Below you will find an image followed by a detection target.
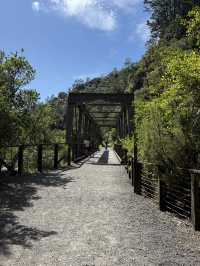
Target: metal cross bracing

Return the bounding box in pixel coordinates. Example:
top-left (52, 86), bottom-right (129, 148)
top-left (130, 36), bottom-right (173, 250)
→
top-left (65, 92), bottom-right (134, 165)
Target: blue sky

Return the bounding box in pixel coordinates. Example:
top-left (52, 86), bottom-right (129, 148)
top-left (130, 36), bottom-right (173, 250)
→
top-left (0, 0), bottom-right (150, 100)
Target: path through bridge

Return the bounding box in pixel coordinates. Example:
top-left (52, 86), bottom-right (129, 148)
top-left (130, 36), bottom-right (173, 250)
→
top-left (1, 149), bottom-right (200, 265)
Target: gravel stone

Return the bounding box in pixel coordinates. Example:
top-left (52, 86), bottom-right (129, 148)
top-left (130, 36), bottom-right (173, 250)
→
top-left (1, 149), bottom-right (200, 266)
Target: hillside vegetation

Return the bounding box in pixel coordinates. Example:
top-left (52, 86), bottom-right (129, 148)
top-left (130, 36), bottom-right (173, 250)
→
top-left (72, 1), bottom-right (200, 171)
top-left (1, 1), bottom-right (200, 173)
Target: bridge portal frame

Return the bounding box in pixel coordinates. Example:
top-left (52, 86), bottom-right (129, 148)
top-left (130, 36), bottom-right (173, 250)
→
top-left (65, 92), bottom-right (134, 165)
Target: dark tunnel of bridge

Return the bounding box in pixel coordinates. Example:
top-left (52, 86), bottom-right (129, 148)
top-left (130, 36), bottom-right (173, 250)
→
top-left (65, 93), bottom-right (134, 165)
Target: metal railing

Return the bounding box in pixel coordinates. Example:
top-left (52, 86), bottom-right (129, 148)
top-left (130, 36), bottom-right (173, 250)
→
top-left (0, 143), bottom-right (69, 175)
top-left (114, 145), bottom-right (200, 231)
top-left (0, 142), bottom-right (99, 175)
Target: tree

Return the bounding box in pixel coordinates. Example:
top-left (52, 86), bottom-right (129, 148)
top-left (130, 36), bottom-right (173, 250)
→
top-left (185, 6), bottom-right (200, 49)
top-left (0, 51), bottom-right (35, 146)
top-left (144, 0), bottom-right (200, 40)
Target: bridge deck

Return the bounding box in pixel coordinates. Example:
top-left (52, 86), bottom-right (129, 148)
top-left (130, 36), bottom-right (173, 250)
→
top-left (1, 149), bottom-right (200, 265)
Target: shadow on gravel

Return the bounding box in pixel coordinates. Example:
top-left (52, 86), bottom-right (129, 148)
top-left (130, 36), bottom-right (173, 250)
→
top-left (69, 153), bottom-right (100, 170)
top-left (85, 150), bottom-right (109, 166)
top-left (87, 150), bottom-right (121, 166)
top-left (87, 162), bottom-right (121, 166)
top-left (0, 212), bottom-right (57, 257)
top-left (0, 172), bottom-right (74, 211)
top-left (0, 171), bottom-right (74, 257)
top-left (99, 150), bottom-right (109, 164)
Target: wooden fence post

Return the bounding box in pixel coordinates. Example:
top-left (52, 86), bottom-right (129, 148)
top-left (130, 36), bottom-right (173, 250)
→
top-left (191, 173), bottom-right (200, 231)
top-left (18, 145), bottom-right (24, 175)
top-left (67, 145), bottom-right (71, 166)
top-left (128, 158), bottom-right (131, 179)
top-left (72, 144), bottom-right (76, 162)
top-left (159, 179), bottom-right (166, 212)
top-left (134, 161), bottom-right (142, 195)
top-left (131, 157), bottom-right (134, 186)
top-left (124, 149), bottom-right (128, 166)
top-left (54, 144), bottom-right (59, 169)
top-left (37, 144), bottom-right (43, 172)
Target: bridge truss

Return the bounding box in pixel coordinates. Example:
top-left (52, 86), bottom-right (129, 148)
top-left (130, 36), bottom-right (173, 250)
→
top-left (65, 92), bottom-right (134, 165)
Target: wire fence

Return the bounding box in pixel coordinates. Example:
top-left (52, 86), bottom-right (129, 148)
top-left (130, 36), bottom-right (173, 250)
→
top-left (0, 143), bottom-right (69, 175)
top-left (114, 144), bottom-right (200, 231)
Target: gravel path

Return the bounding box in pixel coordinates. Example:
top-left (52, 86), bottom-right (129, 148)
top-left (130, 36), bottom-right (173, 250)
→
top-left (1, 149), bottom-right (200, 266)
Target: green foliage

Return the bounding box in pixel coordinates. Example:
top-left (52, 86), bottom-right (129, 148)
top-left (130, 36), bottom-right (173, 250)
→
top-left (0, 51), bottom-right (36, 146)
top-left (72, 61), bottom-right (137, 94)
top-left (71, 61), bottom-right (138, 140)
top-left (47, 91), bottom-right (68, 130)
top-left (121, 137), bottom-right (134, 156)
top-left (2, 3), bottom-right (200, 175)
top-left (133, 5), bottom-right (200, 171)
top-left (185, 6), bottom-right (200, 49)
top-left (0, 51), bottom-right (66, 171)
top-left (144, 0), bottom-right (200, 40)
top-left (0, 51), bottom-right (67, 148)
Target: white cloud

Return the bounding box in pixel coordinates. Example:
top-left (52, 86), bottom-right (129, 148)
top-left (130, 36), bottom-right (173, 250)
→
top-left (136, 22), bottom-right (150, 42)
top-left (49, 0), bottom-right (116, 31)
top-left (33, 0), bottom-right (140, 31)
top-left (32, 1), bottom-right (40, 11)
